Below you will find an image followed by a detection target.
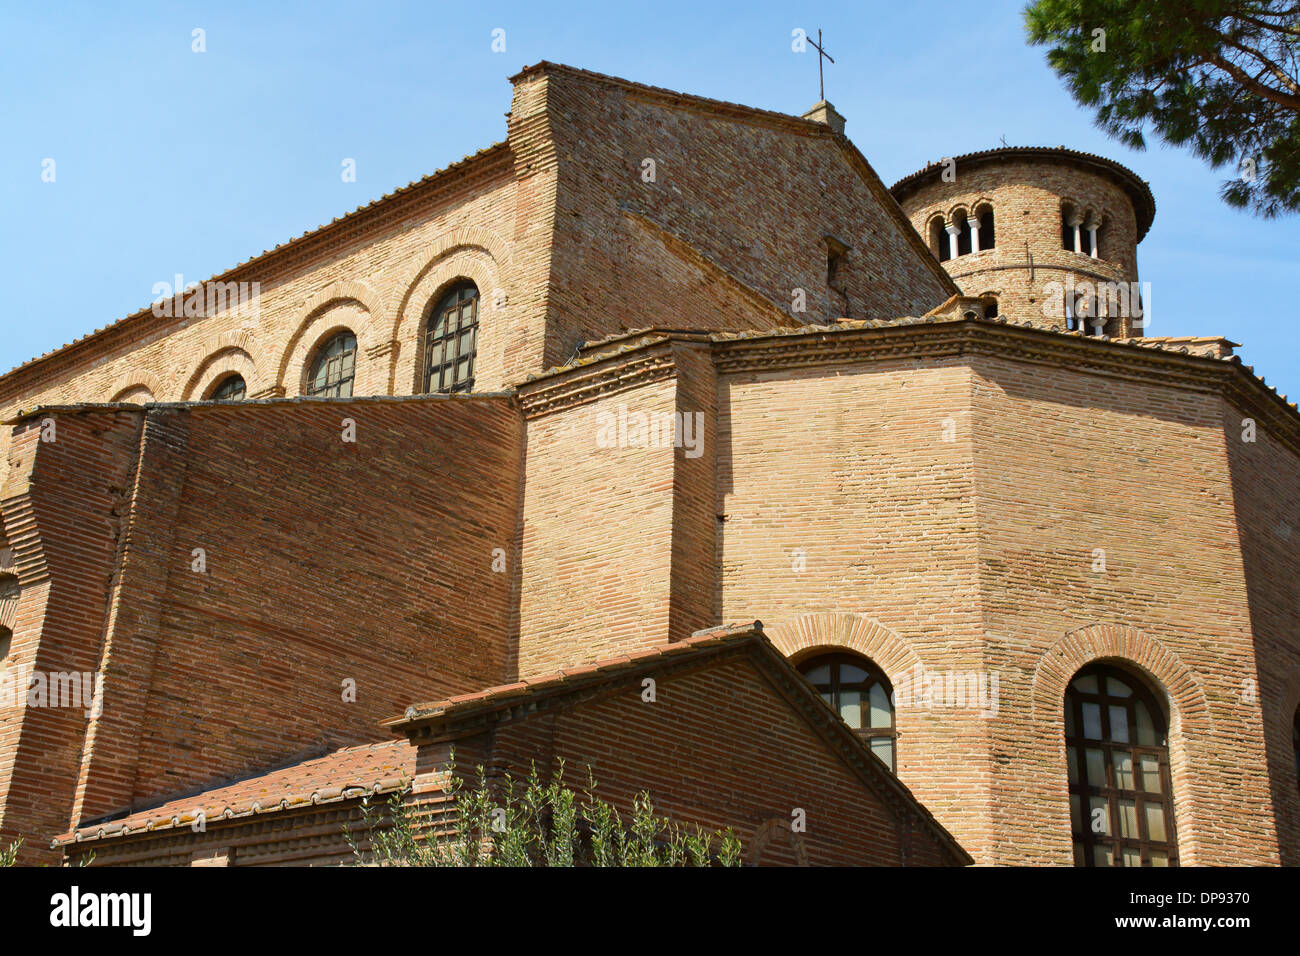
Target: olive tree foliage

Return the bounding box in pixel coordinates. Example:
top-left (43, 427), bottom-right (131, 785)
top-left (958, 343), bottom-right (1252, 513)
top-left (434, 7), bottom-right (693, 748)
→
top-left (1025, 0), bottom-right (1300, 216)
top-left (346, 759), bottom-right (743, 867)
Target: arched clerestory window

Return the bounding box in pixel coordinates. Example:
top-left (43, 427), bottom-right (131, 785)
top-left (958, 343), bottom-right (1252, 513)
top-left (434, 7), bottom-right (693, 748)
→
top-left (799, 652), bottom-right (896, 771)
top-left (306, 331), bottom-right (357, 398)
top-left (209, 374), bottom-right (246, 402)
top-left (1065, 663), bottom-right (1178, 866)
top-left (424, 282), bottom-right (479, 394)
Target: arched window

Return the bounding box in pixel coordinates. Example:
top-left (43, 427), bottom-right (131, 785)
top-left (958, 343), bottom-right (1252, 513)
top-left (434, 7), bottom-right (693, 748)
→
top-left (209, 374), bottom-right (246, 402)
top-left (0, 626), bottom-right (12, 671)
top-left (929, 218), bottom-right (949, 262)
top-left (113, 386), bottom-right (155, 403)
top-left (978, 209), bottom-right (995, 249)
top-left (424, 282), bottom-right (479, 394)
top-left (1062, 205), bottom-right (1079, 251)
top-left (1065, 663), bottom-right (1178, 866)
top-left (799, 652), bottom-right (896, 770)
top-left (955, 214), bottom-right (972, 256)
top-left (306, 332), bottom-right (357, 398)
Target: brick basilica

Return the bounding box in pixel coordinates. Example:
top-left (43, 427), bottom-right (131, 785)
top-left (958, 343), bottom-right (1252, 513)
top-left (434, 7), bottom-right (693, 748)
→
top-left (0, 63), bottom-right (1296, 866)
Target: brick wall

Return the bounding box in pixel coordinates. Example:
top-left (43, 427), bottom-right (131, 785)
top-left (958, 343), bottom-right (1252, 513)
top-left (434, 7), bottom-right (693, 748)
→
top-left (716, 353), bottom-right (992, 858)
top-left (426, 651), bottom-right (963, 866)
top-left (967, 354), bottom-right (1275, 865)
top-left (537, 65), bottom-right (956, 369)
top-left (1222, 396), bottom-right (1300, 864)
top-left (0, 411), bottom-right (144, 864)
top-left (2, 396), bottom-right (524, 856)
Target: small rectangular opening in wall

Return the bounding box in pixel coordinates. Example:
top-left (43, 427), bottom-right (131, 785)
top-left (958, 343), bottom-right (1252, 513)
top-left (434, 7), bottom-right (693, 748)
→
top-left (824, 235), bottom-right (850, 284)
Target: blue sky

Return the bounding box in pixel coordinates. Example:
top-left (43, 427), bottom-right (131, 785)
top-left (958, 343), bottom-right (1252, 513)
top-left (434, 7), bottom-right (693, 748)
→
top-left (2, 1), bottom-right (1297, 396)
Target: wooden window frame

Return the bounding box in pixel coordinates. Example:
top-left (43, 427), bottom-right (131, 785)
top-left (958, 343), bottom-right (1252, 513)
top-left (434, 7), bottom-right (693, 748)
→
top-left (1065, 662), bottom-right (1179, 867)
top-left (306, 332), bottom-right (357, 398)
top-left (424, 283), bottom-right (479, 394)
top-left (798, 652), bottom-right (896, 770)
top-left (209, 374), bottom-right (247, 402)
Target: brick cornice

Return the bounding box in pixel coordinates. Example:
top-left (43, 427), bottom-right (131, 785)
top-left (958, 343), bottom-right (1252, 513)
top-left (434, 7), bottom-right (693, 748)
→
top-left (514, 317), bottom-right (1300, 457)
top-left (515, 339), bottom-right (681, 419)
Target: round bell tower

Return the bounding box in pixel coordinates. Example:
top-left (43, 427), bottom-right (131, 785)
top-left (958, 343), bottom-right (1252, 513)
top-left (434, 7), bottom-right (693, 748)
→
top-left (890, 147), bottom-right (1155, 337)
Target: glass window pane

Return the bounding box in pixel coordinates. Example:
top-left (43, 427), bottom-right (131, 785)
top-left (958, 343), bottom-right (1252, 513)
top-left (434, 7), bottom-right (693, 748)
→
top-left (839, 690), bottom-right (863, 729)
top-left (1065, 703), bottom-right (1076, 737)
top-left (1139, 755), bottom-right (1161, 793)
top-left (1085, 748), bottom-right (1105, 787)
top-left (1067, 747), bottom-right (1080, 783)
top-left (1149, 850), bottom-right (1169, 867)
top-left (1113, 752), bottom-right (1133, 790)
top-left (840, 664), bottom-right (869, 683)
top-left (1070, 794), bottom-right (1082, 831)
top-left (869, 683), bottom-right (892, 728)
top-left (1135, 700), bottom-right (1158, 746)
top-left (1109, 705), bottom-right (1130, 743)
top-left (805, 664), bottom-right (830, 685)
top-left (1073, 674), bottom-right (1099, 694)
top-left (1082, 702), bottom-right (1102, 739)
top-left (1145, 803), bottom-right (1167, 843)
top-left (1089, 797), bottom-right (1110, 836)
top-left (804, 665), bottom-right (830, 685)
top-left (1117, 799), bottom-right (1138, 838)
top-left (1093, 844), bottom-right (1113, 866)
top-left (870, 738), bottom-right (893, 771)
top-left (337, 378), bottom-right (353, 398)
top-left (1121, 847), bottom-right (1141, 867)
top-left (1107, 676), bottom-right (1132, 697)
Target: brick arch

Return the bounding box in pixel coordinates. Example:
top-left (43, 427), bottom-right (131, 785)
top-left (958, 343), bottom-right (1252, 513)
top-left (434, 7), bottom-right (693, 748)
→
top-left (1029, 624), bottom-right (1212, 734)
top-left (947, 203), bottom-right (971, 224)
top-left (390, 246), bottom-right (502, 394)
top-left (764, 612), bottom-right (922, 682)
top-left (106, 369), bottom-right (166, 403)
top-left (183, 347), bottom-right (259, 400)
top-left (1030, 623), bottom-right (1212, 864)
top-left (277, 282), bottom-right (383, 397)
top-left (747, 817), bottom-right (809, 866)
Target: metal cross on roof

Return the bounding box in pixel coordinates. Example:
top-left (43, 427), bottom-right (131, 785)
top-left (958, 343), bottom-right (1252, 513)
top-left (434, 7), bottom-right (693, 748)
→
top-left (808, 28), bottom-right (834, 102)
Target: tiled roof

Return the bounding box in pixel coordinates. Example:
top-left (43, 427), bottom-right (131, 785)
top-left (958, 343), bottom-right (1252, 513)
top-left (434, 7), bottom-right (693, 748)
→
top-left (888, 145), bottom-right (1156, 241)
top-left (1, 142), bottom-right (510, 387)
top-left (56, 739), bottom-right (415, 847)
top-left (387, 623), bottom-right (764, 733)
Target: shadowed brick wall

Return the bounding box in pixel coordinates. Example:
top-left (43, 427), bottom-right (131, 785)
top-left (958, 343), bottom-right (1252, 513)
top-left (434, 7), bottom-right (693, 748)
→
top-left (1222, 396), bottom-right (1300, 865)
top-left (16, 396), bottom-right (525, 848)
top-left (427, 653), bottom-right (963, 866)
top-left (0, 411), bottom-right (144, 864)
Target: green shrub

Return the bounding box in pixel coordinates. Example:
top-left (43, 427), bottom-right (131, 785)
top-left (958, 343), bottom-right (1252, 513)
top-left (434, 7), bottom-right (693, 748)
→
top-left (348, 759), bottom-right (741, 867)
